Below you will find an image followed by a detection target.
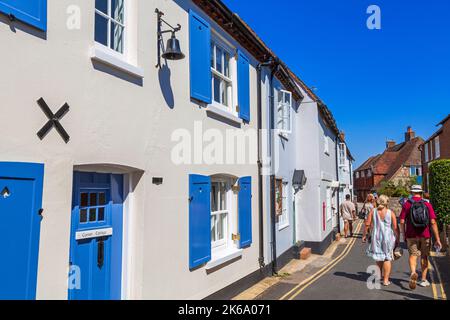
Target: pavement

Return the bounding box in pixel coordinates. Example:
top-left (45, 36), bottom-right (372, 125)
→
top-left (235, 220), bottom-right (449, 300)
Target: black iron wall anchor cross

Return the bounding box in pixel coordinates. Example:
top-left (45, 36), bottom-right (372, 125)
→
top-left (36, 98), bottom-right (70, 143)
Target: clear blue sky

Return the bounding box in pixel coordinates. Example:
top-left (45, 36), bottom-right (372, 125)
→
top-left (222, 0), bottom-right (450, 167)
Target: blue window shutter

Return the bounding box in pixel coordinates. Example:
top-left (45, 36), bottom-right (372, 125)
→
top-left (189, 10), bottom-right (212, 104)
top-left (237, 50), bottom-right (250, 122)
top-left (189, 174), bottom-right (212, 269)
top-left (238, 176), bottom-right (252, 248)
top-left (0, 0), bottom-right (47, 31)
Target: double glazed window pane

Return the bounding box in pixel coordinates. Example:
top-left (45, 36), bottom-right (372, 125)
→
top-left (95, 13), bottom-right (108, 47)
top-left (211, 182), bottom-right (227, 212)
top-left (211, 213), bottom-right (226, 243)
top-left (211, 182), bottom-right (228, 245)
top-left (277, 91), bottom-right (291, 131)
top-left (95, 0), bottom-right (125, 54)
top-left (211, 43), bottom-right (231, 107)
top-left (213, 76), bottom-right (229, 107)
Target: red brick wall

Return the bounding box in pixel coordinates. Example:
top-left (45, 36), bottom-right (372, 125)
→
top-left (440, 121), bottom-right (450, 159)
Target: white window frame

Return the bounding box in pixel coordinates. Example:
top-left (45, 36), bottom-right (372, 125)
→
top-left (210, 179), bottom-right (232, 251)
top-left (324, 136), bottom-right (330, 155)
top-left (326, 187), bottom-right (332, 221)
top-left (367, 169), bottom-right (372, 177)
top-left (361, 170), bottom-right (365, 178)
top-left (276, 89), bottom-right (292, 134)
top-left (424, 143), bottom-right (429, 162)
top-left (95, 0), bottom-right (127, 57)
top-left (210, 34), bottom-right (237, 116)
top-left (356, 172), bottom-right (360, 179)
top-left (276, 179), bottom-right (289, 230)
top-left (430, 141), bottom-right (434, 160)
top-left (435, 136), bottom-right (440, 159)
top-left (338, 143), bottom-right (346, 167)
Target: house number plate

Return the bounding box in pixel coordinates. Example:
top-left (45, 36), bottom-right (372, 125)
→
top-left (76, 228), bottom-right (113, 240)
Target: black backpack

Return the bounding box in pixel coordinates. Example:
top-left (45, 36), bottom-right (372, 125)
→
top-left (408, 199), bottom-right (430, 228)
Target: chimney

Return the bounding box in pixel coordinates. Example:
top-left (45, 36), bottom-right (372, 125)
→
top-left (386, 140), bottom-right (396, 149)
top-left (405, 126), bottom-right (415, 142)
top-left (339, 131), bottom-right (345, 142)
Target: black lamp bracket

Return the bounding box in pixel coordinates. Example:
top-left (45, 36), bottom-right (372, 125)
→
top-left (156, 8), bottom-right (182, 68)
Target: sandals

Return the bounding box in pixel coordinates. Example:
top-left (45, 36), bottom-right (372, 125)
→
top-left (382, 281), bottom-right (391, 286)
top-left (409, 273), bottom-right (418, 290)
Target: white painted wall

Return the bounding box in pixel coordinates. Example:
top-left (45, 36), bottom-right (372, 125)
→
top-left (0, 0), bottom-right (262, 299)
top-left (295, 86), bottom-right (339, 245)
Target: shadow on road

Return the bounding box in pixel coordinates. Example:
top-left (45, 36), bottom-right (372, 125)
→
top-left (383, 289), bottom-right (434, 300)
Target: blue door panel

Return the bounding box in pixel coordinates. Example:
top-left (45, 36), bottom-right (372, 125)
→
top-left (0, 162), bottom-right (44, 300)
top-left (0, 0), bottom-right (47, 31)
top-left (69, 172), bottom-right (123, 300)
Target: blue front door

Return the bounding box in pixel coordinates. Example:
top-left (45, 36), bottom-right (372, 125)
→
top-left (0, 162), bottom-right (44, 300)
top-left (69, 172), bottom-right (123, 300)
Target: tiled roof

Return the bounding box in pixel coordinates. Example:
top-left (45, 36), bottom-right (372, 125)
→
top-left (356, 137), bottom-right (423, 187)
top-left (355, 154), bottom-right (381, 171)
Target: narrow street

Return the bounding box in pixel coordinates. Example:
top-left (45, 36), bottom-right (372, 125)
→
top-left (256, 221), bottom-right (447, 300)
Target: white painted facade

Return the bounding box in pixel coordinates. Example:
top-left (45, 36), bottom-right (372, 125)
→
top-left (0, 0), bottom-right (264, 300)
top-left (260, 74), bottom-right (299, 265)
top-left (294, 86), bottom-right (340, 253)
top-left (0, 0), bottom-right (353, 300)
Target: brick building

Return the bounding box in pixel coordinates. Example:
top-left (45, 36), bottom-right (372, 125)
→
top-left (354, 127), bottom-right (423, 202)
top-left (421, 114), bottom-right (450, 192)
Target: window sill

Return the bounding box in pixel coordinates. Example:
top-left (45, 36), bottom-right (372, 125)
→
top-left (206, 248), bottom-right (243, 270)
top-left (91, 44), bottom-right (144, 78)
top-left (206, 104), bottom-right (242, 125)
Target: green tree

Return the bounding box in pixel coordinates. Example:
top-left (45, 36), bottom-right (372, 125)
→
top-left (429, 160), bottom-right (450, 228)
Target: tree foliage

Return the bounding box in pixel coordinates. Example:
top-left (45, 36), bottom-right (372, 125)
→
top-left (430, 160), bottom-right (450, 227)
top-left (377, 177), bottom-right (416, 198)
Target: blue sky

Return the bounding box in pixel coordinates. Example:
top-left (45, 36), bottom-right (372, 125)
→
top-left (222, 0), bottom-right (450, 167)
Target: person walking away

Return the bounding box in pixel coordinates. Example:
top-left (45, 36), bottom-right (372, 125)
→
top-left (362, 194), bottom-right (376, 243)
top-left (366, 195), bottom-right (399, 286)
top-left (340, 194), bottom-right (356, 238)
top-left (399, 185), bottom-right (442, 290)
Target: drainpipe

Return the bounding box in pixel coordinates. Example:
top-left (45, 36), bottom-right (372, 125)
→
top-left (335, 137), bottom-right (341, 235)
top-left (257, 58), bottom-right (273, 270)
top-left (269, 60), bottom-right (280, 275)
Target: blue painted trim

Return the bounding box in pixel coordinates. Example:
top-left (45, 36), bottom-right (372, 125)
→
top-left (189, 9), bottom-right (212, 104)
top-left (0, 162), bottom-right (44, 300)
top-left (189, 174), bottom-right (212, 269)
top-left (238, 176), bottom-right (252, 249)
top-left (237, 50), bottom-right (250, 123)
top-left (0, 0), bottom-right (47, 31)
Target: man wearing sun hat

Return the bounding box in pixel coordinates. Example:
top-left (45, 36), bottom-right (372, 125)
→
top-left (399, 185), bottom-right (442, 290)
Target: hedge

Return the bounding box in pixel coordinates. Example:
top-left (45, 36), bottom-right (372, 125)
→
top-left (430, 159), bottom-right (450, 227)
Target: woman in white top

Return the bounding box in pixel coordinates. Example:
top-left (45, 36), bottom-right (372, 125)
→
top-left (365, 195), bottom-right (399, 286)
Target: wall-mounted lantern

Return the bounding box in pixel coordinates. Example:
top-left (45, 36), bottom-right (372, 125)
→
top-left (155, 8), bottom-right (185, 68)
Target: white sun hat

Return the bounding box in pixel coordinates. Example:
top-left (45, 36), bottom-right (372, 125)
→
top-left (410, 185), bottom-right (423, 193)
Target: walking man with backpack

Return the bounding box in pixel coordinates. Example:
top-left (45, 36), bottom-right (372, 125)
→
top-left (399, 185), bottom-right (442, 290)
